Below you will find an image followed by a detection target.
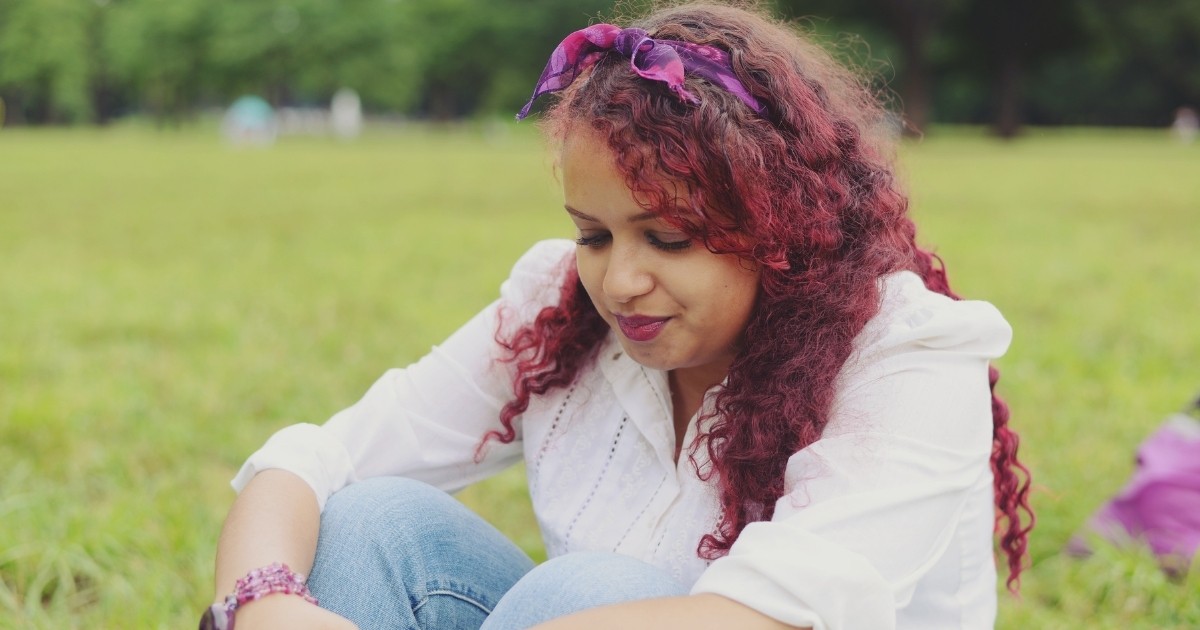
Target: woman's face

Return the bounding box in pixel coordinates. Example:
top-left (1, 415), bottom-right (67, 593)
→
top-left (561, 129), bottom-right (759, 386)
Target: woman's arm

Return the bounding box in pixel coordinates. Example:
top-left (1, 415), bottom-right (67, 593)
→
top-left (214, 469), bottom-right (319, 597)
top-left (229, 242), bottom-right (577, 509)
top-left (531, 594), bottom-right (802, 630)
top-left (208, 241), bottom-right (574, 627)
top-left (212, 469), bottom-right (355, 629)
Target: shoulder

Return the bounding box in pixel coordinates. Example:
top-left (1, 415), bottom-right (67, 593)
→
top-left (818, 271), bottom-right (1010, 451)
top-left (855, 270), bottom-right (1012, 360)
top-left (825, 270), bottom-right (1011, 438)
top-left (506, 239), bottom-right (575, 284)
top-left (498, 239), bottom-right (576, 320)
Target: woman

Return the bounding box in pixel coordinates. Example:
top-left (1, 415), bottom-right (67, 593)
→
top-left (206, 3), bottom-right (1033, 629)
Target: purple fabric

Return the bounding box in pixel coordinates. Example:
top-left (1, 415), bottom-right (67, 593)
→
top-left (1067, 411), bottom-right (1200, 573)
top-left (517, 24), bottom-right (765, 120)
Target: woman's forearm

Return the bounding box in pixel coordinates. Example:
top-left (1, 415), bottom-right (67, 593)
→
top-left (530, 593), bottom-right (802, 630)
top-left (212, 468), bottom-right (322, 601)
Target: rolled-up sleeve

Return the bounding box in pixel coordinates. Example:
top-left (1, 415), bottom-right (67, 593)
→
top-left (231, 239), bottom-right (575, 509)
top-left (691, 272), bottom-right (1012, 629)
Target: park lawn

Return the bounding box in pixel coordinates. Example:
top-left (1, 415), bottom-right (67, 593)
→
top-left (0, 123), bottom-right (1197, 628)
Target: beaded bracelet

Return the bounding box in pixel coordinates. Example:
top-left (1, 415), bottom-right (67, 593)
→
top-left (199, 562), bottom-right (319, 630)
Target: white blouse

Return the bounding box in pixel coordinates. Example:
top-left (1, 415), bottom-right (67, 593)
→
top-left (233, 239), bottom-right (1012, 630)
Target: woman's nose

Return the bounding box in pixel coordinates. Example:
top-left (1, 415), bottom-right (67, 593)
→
top-left (601, 245), bottom-right (654, 303)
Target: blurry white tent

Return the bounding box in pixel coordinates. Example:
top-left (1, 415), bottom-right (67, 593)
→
top-left (330, 88), bottom-right (363, 140)
top-left (1172, 106), bottom-right (1197, 144)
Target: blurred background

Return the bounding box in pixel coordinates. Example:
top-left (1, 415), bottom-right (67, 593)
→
top-left (0, 0), bottom-right (1196, 133)
top-left (1, 1), bottom-right (1198, 629)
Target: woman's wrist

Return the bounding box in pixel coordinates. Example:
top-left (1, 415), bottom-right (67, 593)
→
top-left (202, 562), bottom-right (319, 629)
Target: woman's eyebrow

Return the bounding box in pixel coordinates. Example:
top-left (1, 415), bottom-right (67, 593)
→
top-left (563, 205), bottom-right (596, 221)
top-left (564, 205), bottom-right (657, 223)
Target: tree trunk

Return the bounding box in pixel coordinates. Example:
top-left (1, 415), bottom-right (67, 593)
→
top-left (881, 0), bottom-right (938, 136)
top-left (0, 91), bottom-right (22, 125)
top-left (91, 79), bottom-right (116, 125)
top-left (992, 56), bottom-right (1022, 138)
top-left (989, 0), bottom-right (1024, 138)
top-left (427, 84), bottom-right (456, 121)
top-left (900, 28), bottom-right (932, 135)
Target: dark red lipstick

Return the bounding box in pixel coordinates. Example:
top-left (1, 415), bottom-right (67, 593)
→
top-left (615, 315), bottom-right (669, 342)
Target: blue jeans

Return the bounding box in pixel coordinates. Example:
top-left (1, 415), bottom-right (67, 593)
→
top-left (306, 477), bottom-right (689, 630)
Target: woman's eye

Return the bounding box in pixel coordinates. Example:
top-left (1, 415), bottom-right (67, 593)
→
top-left (575, 233), bottom-right (611, 248)
top-left (647, 232), bottom-right (692, 252)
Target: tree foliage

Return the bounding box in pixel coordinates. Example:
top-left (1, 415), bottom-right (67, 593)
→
top-left (0, 0), bottom-right (1193, 129)
top-left (0, 0), bottom-right (100, 123)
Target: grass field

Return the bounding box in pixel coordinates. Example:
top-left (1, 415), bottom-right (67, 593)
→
top-left (1, 122), bottom-right (1197, 628)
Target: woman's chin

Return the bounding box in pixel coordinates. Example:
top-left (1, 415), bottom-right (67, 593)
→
top-left (616, 341), bottom-right (676, 372)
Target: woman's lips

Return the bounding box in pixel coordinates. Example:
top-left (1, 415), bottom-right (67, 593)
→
top-left (615, 315), bottom-right (670, 342)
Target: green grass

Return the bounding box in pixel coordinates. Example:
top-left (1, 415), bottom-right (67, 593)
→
top-left (1, 123), bottom-right (1197, 628)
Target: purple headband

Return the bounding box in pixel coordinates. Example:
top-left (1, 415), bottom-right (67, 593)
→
top-left (516, 24), bottom-right (765, 120)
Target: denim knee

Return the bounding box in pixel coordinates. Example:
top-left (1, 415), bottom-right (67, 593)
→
top-left (527, 552), bottom-right (690, 601)
top-left (481, 552), bottom-right (689, 630)
top-left (308, 477), bottom-right (534, 630)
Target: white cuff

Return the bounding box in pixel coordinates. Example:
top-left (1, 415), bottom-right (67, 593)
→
top-left (230, 423), bottom-right (358, 511)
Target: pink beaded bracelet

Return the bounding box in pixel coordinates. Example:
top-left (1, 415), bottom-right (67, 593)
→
top-left (199, 562), bottom-right (319, 630)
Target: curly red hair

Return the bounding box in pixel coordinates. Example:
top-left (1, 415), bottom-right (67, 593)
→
top-left (487, 2), bottom-right (1033, 589)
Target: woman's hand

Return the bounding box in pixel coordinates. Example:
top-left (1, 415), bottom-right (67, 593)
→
top-left (230, 594), bottom-right (359, 630)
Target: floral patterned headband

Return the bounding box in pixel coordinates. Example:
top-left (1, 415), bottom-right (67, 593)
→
top-left (517, 23), bottom-right (766, 120)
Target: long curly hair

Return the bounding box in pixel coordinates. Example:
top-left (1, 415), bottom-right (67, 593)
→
top-left (485, 1), bottom-right (1033, 588)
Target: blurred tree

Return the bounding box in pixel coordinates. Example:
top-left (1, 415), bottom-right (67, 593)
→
top-left (207, 0), bottom-right (316, 107)
top-left (402, 0), bottom-right (612, 119)
top-left (873, 0), bottom-right (957, 134)
top-left (0, 0), bottom-right (1193, 126)
top-left (291, 0), bottom-right (424, 112)
top-left (0, 0), bottom-right (100, 123)
top-left (774, 0), bottom-right (962, 135)
top-left (87, 2), bottom-right (125, 124)
top-left (776, 0), bottom-right (1091, 136)
top-left (946, 0), bottom-right (1086, 137)
top-left (105, 0), bottom-right (216, 124)
top-left (1085, 0), bottom-right (1200, 110)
